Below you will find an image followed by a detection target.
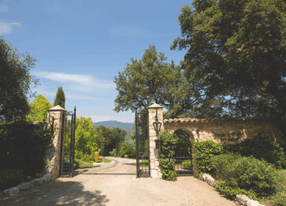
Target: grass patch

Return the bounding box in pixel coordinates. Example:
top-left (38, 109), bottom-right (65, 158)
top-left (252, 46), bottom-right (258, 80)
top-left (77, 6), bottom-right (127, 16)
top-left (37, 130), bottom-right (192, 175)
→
top-left (96, 158), bottom-right (111, 163)
top-left (74, 158), bottom-right (93, 169)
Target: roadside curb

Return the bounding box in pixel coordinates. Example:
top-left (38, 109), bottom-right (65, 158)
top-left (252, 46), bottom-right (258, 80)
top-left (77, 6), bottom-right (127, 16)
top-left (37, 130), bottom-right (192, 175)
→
top-left (0, 173), bottom-right (52, 199)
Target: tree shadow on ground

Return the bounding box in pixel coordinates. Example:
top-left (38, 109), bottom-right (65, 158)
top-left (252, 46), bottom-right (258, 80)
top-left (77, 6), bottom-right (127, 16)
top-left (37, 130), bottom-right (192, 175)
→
top-left (0, 179), bottom-right (109, 206)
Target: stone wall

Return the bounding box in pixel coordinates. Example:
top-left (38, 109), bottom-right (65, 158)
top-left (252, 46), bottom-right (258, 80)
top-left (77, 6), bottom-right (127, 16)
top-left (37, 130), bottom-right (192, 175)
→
top-left (163, 118), bottom-right (284, 146)
top-left (147, 103), bottom-right (285, 179)
top-left (45, 105), bottom-right (66, 179)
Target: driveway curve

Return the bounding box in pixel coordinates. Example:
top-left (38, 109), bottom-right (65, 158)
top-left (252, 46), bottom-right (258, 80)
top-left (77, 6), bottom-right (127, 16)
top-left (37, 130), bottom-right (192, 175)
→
top-left (0, 157), bottom-right (236, 206)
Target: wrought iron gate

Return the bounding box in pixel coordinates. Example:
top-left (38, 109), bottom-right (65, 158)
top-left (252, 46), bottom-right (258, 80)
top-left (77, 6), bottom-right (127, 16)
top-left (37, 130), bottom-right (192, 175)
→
top-left (135, 109), bottom-right (150, 177)
top-left (59, 106), bottom-right (76, 177)
top-left (173, 129), bottom-right (193, 176)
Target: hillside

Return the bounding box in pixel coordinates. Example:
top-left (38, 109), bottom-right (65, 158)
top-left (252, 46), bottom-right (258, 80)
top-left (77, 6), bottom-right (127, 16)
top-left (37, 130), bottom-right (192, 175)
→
top-left (93, 120), bottom-right (134, 133)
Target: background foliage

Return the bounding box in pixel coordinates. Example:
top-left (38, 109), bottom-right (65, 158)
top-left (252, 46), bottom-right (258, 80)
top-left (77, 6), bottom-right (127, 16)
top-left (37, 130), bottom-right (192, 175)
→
top-left (53, 86), bottom-right (65, 109)
top-left (171, 0), bottom-right (286, 143)
top-left (0, 37), bottom-right (38, 122)
top-left (26, 94), bottom-right (53, 122)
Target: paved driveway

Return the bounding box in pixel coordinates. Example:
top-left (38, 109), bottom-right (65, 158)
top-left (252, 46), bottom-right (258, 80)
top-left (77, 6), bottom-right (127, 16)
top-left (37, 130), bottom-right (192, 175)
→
top-left (0, 157), bottom-right (236, 206)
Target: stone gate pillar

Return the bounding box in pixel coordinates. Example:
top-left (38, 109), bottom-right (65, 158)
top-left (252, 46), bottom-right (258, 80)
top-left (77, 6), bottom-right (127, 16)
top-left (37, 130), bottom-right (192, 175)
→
top-left (45, 105), bottom-right (66, 179)
top-left (148, 103), bottom-right (163, 179)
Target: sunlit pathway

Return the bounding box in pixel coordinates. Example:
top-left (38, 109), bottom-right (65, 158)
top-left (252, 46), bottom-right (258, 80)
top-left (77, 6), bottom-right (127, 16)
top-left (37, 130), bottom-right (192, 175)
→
top-left (0, 157), bottom-right (236, 206)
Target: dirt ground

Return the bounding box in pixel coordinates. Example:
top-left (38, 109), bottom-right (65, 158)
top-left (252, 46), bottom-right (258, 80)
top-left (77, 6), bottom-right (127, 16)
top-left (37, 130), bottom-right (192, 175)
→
top-left (0, 157), bottom-right (237, 206)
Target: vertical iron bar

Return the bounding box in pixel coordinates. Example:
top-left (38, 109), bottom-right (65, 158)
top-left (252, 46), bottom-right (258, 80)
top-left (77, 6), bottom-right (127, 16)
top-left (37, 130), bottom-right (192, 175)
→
top-left (147, 111), bottom-right (150, 177)
top-left (69, 114), bottom-right (73, 177)
top-left (59, 112), bottom-right (65, 177)
top-left (72, 106), bottom-right (76, 177)
top-left (136, 110), bottom-right (140, 178)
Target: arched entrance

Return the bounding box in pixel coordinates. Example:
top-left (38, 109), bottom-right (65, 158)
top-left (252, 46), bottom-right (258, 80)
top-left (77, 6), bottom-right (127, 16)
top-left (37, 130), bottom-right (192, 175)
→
top-left (173, 129), bottom-right (193, 176)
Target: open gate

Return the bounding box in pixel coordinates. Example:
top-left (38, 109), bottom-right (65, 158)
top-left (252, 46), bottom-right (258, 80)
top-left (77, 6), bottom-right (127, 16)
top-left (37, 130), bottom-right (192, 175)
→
top-left (59, 106), bottom-right (76, 177)
top-left (135, 109), bottom-right (150, 177)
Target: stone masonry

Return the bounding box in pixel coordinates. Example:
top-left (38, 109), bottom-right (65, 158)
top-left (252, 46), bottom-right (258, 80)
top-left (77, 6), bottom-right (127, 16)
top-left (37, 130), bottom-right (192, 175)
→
top-left (148, 103), bottom-right (163, 179)
top-left (148, 103), bottom-right (285, 179)
top-left (45, 105), bottom-right (66, 179)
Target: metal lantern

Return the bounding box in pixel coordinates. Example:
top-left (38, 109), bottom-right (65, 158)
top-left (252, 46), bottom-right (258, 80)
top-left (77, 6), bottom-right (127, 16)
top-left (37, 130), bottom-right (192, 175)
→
top-left (39, 117), bottom-right (49, 132)
top-left (153, 109), bottom-right (162, 136)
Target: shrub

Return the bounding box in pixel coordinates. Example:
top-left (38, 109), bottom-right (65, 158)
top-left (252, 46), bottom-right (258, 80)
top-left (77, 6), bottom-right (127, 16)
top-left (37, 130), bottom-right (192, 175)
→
top-left (109, 148), bottom-right (117, 156)
top-left (124, 154), bottom-right (128, 158)
top-left (192, 140), bottom-right (224, 174)
top-left (210, 153), bottom-right (241, 178)
top-left (0, 169), bottom-right (24, 191)
top-left (216, 156), bottom-right (279, 198)
top-left (182, 159), bottom-right (192, 170)
top-left (159, 129), bottom-right (179, 181)
top-left (223, 134), bottom-right (286, 169)
top-left (271, 169), bottom-right (286, 206)
top-left (118, 142), bottom-right (136, 158)
top-left (0, 121), bottom-right (53, 176)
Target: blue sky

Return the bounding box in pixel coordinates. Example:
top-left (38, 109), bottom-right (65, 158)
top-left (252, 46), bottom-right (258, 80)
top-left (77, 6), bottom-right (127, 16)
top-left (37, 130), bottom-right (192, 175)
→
top-left (0, 0), bottom-right (194, 123)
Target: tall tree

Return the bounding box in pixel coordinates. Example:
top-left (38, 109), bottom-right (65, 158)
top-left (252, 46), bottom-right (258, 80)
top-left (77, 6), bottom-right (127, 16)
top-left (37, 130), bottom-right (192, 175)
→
top-left (0, 37), bottom-right (38, 122)
top-left (74, 117), bottom-right (98, 159)
top-left (171, 0), bottom-right (286, 139)
top-left (26, 94), bottom-right (53, 122)
top-left (113, 44), bottom-right (198, 120)
top-left (53, 86), bottom-right (65, 109)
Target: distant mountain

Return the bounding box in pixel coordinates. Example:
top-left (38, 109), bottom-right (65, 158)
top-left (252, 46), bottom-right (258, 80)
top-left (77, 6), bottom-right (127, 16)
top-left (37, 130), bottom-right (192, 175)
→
top-left (93, 120), bottom-right (134, 133)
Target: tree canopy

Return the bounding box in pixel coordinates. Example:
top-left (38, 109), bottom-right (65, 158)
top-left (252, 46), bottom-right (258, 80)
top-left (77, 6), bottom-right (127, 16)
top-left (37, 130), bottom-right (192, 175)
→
top-left (26, 94), bottom-right (53, 122)
top-left (0, 37), bottom-right (38, 122)
top-left (53, 86), bottom-right (65, 109)
top-left (94, 125), bottom-right (127, 156)
top-left (74, 117), bottom-right (98, 159)
top-left (171, 0), bottom-right (286, 120)
top-left (113, 44), bottom-right (198, 119)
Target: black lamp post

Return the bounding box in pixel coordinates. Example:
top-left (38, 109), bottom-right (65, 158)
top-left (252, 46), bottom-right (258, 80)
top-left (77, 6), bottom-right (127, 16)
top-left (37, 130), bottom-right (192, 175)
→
top-left (153, 109), bottom-right (162, 136)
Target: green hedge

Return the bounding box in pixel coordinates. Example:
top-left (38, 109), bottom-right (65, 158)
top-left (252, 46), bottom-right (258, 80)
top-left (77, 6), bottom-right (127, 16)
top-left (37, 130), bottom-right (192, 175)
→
top-left (0, 169), bottom-right (24, 191)
top-left (159, 129), bottom-right (179, 181)
top-left (192, 139), bottom-right (224, 174)
top-left (0, 121), bottom-right (53, 176)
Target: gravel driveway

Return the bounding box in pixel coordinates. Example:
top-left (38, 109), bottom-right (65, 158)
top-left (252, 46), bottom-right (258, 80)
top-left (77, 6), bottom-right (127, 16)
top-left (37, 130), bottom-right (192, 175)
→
top-left (0, 157), bottom-right (236, 206)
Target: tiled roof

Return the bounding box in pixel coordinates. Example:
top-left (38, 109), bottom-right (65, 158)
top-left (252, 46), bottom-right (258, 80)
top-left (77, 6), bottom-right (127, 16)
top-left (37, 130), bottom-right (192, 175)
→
top-left (163, 117), bottom-right (270, 123)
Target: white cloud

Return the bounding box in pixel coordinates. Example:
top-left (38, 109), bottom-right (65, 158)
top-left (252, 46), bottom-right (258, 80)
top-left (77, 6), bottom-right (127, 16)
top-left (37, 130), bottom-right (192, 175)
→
top-left (31, 71), bottom-right (116, 96)
top-left (0, 5), bottom-right (8, 12)
top-left (32, 71), bottom-right (115, 89)
top-left (0, 21), bottom-right (21, 35)
top-left (32, 72), bottom-right (94, 85)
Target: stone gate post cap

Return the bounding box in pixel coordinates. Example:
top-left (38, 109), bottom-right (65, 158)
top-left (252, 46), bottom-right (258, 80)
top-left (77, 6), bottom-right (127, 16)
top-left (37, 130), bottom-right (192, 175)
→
top-left (148, 103), bottom-right (163, 109)
top-left (47, 105), bottom-right (67, 112)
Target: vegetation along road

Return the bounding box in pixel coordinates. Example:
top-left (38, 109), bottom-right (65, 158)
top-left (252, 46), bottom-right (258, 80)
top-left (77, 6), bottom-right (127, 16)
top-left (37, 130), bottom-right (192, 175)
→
top-left (0, 157), bottom-right (236, 206)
